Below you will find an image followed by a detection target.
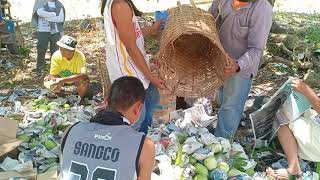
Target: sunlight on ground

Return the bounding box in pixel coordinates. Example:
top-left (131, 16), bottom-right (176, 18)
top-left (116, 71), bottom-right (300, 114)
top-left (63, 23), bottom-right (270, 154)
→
top-left (274, 0), bottom-right (320, 13)
top-left (7, 0), bottom-right (320, 23)
top-left (253, 83), bottom-right (276, 94)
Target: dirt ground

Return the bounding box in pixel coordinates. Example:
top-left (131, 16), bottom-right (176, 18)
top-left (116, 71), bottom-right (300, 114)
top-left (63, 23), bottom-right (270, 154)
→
top-left (1, 5), bottom-right (319, 176)
top-left (1, 12), bottom-right (318, 103)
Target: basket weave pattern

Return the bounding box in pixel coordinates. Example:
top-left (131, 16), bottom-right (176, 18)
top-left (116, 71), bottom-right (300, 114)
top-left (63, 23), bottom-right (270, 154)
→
top-left (156, 2), bottom-right (228, 97)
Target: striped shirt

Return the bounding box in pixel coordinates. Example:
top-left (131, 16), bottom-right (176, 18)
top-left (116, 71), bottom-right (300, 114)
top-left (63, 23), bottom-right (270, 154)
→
top-left (103, 0), bottom-right (150, 89)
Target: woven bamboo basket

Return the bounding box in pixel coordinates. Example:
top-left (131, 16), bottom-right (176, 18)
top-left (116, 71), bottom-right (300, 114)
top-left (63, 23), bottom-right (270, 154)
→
top-left (156, 0), bottom-right (228, 97)
top-left (97, 47), bottom-right (111, 99)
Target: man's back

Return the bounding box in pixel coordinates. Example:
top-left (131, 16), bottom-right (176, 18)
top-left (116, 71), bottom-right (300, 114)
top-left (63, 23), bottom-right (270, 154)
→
top-left (60, 111), bottom-right (145, 180)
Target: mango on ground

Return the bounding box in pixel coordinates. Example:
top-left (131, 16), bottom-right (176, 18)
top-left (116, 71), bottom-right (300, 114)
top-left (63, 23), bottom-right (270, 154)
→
top-left (204, 157), bottom-right (217, 171)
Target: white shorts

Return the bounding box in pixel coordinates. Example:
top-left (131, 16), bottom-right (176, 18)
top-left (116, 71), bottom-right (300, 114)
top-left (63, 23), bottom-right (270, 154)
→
top-left (289, 109), bottom-right (320, 162)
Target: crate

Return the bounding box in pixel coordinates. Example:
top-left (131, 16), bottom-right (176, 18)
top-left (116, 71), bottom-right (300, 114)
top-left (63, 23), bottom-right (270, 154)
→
top-left (5, 20), bottom-right (14, 33)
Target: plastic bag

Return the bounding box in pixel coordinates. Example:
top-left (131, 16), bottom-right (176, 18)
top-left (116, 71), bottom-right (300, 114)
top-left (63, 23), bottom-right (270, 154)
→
top-left (166, 123), bottom-right (179, 132)
top-left (167, 142), bottom-right (179, 159)
top-left (36, 148), bottom-right (58, 159)
top-left (0, 157), bottom-right (19, 171)
top-left (218, 138), bottom-right (232, 154)
top-left (169, 131), bottom-right (187, 144)
top-left (148, 130), bottom-right (162, 142)
top-left (0, 157), bottom-right (33, 172)
top-left (182, 136), bottom-right (203, 155)
top-left (197, 132), bottom-right (219, 145)
top-left (186, 127), bottom-right (198, 136)
top-left (192, 148), bottom-right (213, 161)
top-left (209, 168), bottom-right (228, 180)
top-left (198, 128), bottom-right (209, 134)
top-left (232, 142), bottom-right (248, 159)
top-left (155, 144), bottom-right (166, 156)
top-left (182, 164), bottom-right (196, 179)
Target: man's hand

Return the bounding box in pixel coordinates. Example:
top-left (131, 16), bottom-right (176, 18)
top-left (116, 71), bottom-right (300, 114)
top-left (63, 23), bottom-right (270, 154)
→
top-left (50, 78), bottom-right (64, 92)
top-left (224, 57), bottom-right (240, 79)
top-left (51, 78), bottom-right (64, 87)
top-left (291, 78), bottom-right (320, 114)
top-left (291, 79), bottom-right (311, 96)
top-left (150, 75), bottom-right (166, 90)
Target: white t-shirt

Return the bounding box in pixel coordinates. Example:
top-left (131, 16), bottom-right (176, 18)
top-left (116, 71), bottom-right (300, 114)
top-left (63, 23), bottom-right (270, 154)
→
top-left (103, 0), bottom-right (150, 89)
top-left (37, 1), bottom-right (64, 33)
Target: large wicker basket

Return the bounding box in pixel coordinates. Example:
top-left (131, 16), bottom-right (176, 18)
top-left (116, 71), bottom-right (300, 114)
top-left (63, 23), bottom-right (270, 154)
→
top-left (156, 0), bottom-right (228, 98)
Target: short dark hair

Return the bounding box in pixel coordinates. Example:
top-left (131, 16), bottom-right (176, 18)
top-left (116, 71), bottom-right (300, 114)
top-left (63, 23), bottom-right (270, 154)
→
top-left (101, 0), bottom-right (142, 16)
top-left (108, 76), bottom-right (145, 111)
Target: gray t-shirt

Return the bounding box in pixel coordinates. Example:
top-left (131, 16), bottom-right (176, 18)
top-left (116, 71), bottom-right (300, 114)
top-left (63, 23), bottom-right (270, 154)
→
top-left (60, 121), bottom-right (145, 180)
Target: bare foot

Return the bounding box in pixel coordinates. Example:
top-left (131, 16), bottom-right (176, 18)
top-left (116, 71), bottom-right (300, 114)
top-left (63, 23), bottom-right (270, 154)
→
top-left (266, 167), bottom-right (303, 180)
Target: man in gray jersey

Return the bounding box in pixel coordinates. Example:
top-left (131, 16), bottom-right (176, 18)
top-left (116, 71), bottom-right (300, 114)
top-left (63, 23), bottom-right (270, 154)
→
top-left (59, 76), bottom-right (155, 180)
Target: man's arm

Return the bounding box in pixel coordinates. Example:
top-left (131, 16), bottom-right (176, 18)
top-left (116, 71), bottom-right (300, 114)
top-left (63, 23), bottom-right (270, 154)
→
top-left (208, 0), bottom-right (220, 19)
top-left (236, 3), bottom-right (273, 74)
top-left (37, 7), bottom-right (57, 18)
top-left (59, 74), bottom-right (89, 84)
top-left (45, 9), bottom-right (64, 23)
top-left (48, 74), bottom-right (60, 80)
top-left (111, 1), bottom-right (165, 89)
top-left (141, 20), bottom-right (162, 37)
top-left (138, 137), bottom-right (155, 180)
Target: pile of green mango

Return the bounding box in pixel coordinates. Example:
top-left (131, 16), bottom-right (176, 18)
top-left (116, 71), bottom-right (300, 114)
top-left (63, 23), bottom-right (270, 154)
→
top-left (32, 99), bottom-right (71, 112)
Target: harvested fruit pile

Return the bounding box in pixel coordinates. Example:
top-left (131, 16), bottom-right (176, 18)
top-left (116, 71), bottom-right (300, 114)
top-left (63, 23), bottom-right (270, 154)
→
top-left (0, 90), bottom-right (101, 174)
top-left (149, 108), bottom-right (260, 180)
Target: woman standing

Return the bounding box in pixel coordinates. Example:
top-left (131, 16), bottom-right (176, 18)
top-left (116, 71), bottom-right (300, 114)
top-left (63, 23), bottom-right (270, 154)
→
top-left (101, 0), bottom-right (165, 134)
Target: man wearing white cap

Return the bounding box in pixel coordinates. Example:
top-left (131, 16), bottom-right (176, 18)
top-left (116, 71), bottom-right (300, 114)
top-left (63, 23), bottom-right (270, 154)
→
top-left (45, 35), bottom-right (91, 100)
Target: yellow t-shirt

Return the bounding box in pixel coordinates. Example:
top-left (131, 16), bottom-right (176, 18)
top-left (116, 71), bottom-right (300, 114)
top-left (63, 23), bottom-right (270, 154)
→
top-left (50, 50), bottom-right (86, 77)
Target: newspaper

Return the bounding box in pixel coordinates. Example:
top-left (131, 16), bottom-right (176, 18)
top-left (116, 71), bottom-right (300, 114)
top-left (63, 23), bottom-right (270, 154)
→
top-left (249, 77), bottom-right (311, 143)
top-left (184, 105), bottom-right (217, 128)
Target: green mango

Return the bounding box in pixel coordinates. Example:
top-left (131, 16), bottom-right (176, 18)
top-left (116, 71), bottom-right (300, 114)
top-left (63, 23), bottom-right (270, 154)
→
top-left (48, 102), bottom-right (59, 110)
top-left (29, 142), bottom-right (40, 149)
top-left (204, 156), bottom-right (217, 171)
top-left (42, 131), bottom-right (54, 137)
top-left (245, 168), bottom-right (255, 176)
top-left (37, 119), bottom-right (46, 127)
top-left (39, 104), bottom-right (50, 111)
top-left (194, 163), bottom-right (208, 176)
top-left (189, 156), bottom-right (198, 165)
top-left (63, 104), bottom-right (71, 109)
top-left (194, 174), bottom-right (208, 180)
top-left (227, 168), bottom-right (243, 177)
top-left (33, 99), bottom-right (45, 105)
top-left (217, 162), bottom-right (230, 173)
top-left (43, 140), bottom-right (57, 151)
top-left (17, 134), bottom-right (31, 143)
